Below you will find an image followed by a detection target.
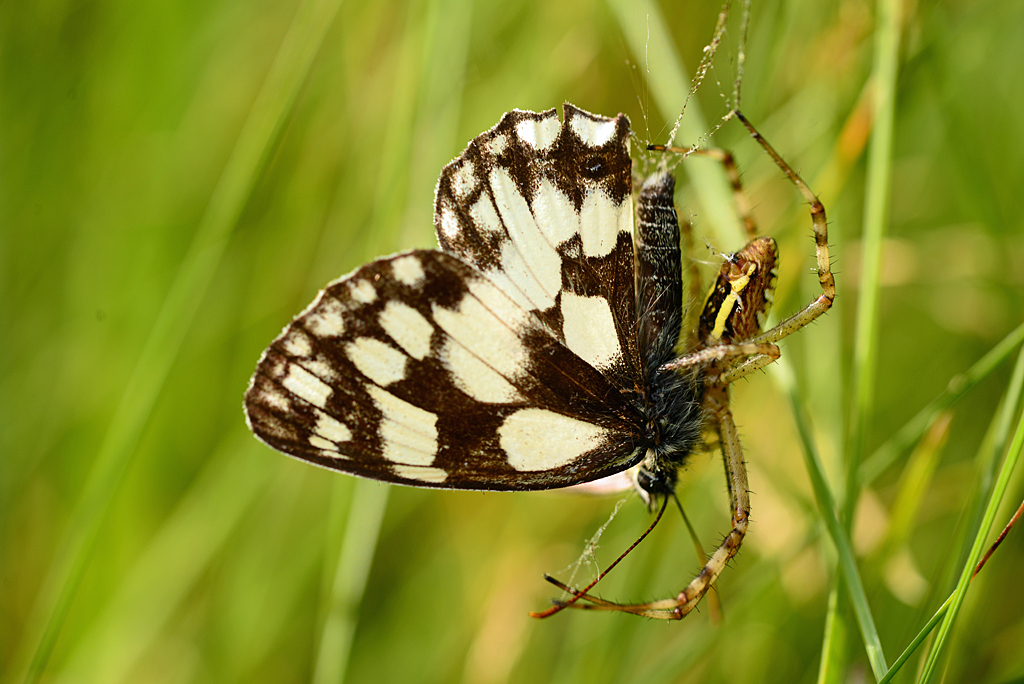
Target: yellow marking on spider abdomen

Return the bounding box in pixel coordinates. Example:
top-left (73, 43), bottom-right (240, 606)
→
top-left (710, 265), bottom-right (754, 340)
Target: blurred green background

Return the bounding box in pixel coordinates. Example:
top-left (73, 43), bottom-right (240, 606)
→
top-left (3, 0), bottom-right (1024, 682)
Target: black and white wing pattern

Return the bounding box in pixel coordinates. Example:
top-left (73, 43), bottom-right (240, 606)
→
top-left (433, 106), bottom-right (643, 397)
top-left (244, 104), bottom-right (703, 491)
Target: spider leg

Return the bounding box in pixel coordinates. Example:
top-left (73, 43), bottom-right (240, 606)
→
top-left (689, 147), bottom-right (759, 240)
top-left (660, 341), bottom-right (779, 373)
top-left (658, 111), bottom-right (834, 356)
top-left (730, 111), bottom-right (835, 348)
top-left (666, 384), bottom-right (749, 619)
top-left (549, 385), bottom-right (749, 620)
top-left (684, 112), bottom-right (835, 386)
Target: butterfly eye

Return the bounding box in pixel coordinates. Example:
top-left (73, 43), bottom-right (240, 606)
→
top-left (636, 465), bottom-right (676, 499)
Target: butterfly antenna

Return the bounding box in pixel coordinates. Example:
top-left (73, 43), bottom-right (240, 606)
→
top-left (529, 495), bottom-right (670, 618)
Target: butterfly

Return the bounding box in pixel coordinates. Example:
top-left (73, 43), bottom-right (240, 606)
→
top-left (243, 103), bottom-right (834, 618)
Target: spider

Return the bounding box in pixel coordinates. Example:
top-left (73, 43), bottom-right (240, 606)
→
top-left (532, 110), bottom-right (835, 619)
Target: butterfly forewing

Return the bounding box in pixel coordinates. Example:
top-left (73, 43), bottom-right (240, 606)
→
top-left (245, 248), bottom-right (647, 490)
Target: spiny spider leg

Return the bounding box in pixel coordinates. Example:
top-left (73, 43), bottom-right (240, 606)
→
top-left (671, 386), bottom-right (750, 618)
top-left (547, 390), bottom-right (750, 620)
top-left (718, 111), bottom-right (835, 381)
top-left (657, 112), bottom-right (835, 385)
top-left (551, 112), bottom-right (831, 620)
top-left (660, 341), bottom-right (779, 373)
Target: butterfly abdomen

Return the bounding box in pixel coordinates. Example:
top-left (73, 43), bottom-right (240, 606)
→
top-left (634, 172), bottom-right (704, 494)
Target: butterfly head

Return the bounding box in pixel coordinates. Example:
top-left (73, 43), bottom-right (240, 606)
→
top-left (634, 448), bottom-right (681, 507)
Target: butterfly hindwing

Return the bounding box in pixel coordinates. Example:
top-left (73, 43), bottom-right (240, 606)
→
top-left (433, 104), bottom-right (644, 400)
top-left (244, 249), bottom-right (647, 490)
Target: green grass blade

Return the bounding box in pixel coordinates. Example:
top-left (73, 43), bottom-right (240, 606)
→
top-left (13, 0), bottom-right (345, 681)
top-left (877, 594), bottom-right (952, 684)
top-left (817, 584), bottom-right (849, 684)
top-left (775, 359), bottom-right (888, 680)
top-left (846, 0), bottom-right (903, 507)
top-left (816, 0), bottom-right (902, 678)
top-left (966, 344), bottom-right (1024, 544)
top-left (313, 482), bottom-right (390, 684)
top-left (53, 437), bottom-right (270, 683)
top-left (917, 351), bottom-right (1024, 684)
top-left (877, 344), bottom-right (1024, 683)
top-left (860, 321), bottom-right (1024, 486)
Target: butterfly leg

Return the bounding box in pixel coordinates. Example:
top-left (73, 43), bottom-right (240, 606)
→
top-left (657, 384), bottom-right (750, 619)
